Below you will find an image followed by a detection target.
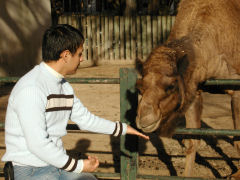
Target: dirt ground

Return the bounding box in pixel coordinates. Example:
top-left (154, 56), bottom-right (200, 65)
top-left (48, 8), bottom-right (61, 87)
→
top-left (0, 62), bottom-right (240, 179)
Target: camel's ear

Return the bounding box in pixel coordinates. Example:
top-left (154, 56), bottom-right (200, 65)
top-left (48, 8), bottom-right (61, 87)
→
top-left (136, 79), bottom-right (145, 95)
top-left (177, 54), bottom-right (189, 75)
top-left (135, 57), bottom-right (144, 75)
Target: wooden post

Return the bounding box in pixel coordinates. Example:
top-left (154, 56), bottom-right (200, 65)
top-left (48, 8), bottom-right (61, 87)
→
top-left (105, 16), bottom-right (110, 60)
top-left (96, 16), bottom-right (101, 60)
top-left (71, 14), bottom-right (77, 28)
top-left (120, 68), bottom-right (138, 180)
top-left (125, 16), bottom-right (131, 60)
top-left (82, 16), bottom-right (88, 61)
top-left (146, 15), bottom-right (151, 56)
top-left (136, 16), bottom-right (142, 59)
top-left (152, 16), bottom-right (158, 49)
top-left (92, 16), bottom-right (97, 62)
top-left (162, 16), bottom-right (167, 42)
top-left (131, 16), bottom-right (136, 60)
top-left (109, 16), bottom-right (114, 60)
top-left (157, 15), bottom-right (162, 44)
top-left (167, 16), bottom-right (172, 38)
top-left (87, 16), bottom-right (92, 61)
top-left (114, 16), bottom-right (120, 60)
top-left (120, 16), bottom-right (125, 59)
top-left (142, 16), bottom-right (147, 59)
top-left (101, 16), bottom-right (105, 60)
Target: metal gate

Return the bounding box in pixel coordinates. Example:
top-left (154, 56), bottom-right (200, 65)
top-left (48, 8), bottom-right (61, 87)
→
top-left (1, 69), bottom-right (240, 179)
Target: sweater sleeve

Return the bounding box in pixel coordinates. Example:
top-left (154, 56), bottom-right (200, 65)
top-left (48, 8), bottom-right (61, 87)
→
top-left (70, 94), bottom-right (127, 136)
top-left (13, 86), bottom-right (83, 173)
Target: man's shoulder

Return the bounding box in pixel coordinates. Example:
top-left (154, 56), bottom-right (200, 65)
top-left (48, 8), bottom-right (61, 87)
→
top-left (18, 65), bottom-right (42, 86)
top-left (11, 65), bottom-right (45, 95)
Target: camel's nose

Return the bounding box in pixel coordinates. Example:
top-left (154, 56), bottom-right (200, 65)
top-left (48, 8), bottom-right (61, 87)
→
top-left (136, 102), bottom-right (162, 133)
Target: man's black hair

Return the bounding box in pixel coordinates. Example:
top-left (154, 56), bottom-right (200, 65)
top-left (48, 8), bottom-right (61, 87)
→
top-left (42, 24), bottom-right (84, 62)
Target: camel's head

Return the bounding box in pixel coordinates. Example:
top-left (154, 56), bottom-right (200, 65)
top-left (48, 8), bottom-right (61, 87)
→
top-left (136, 46), bottom-right (187, 136)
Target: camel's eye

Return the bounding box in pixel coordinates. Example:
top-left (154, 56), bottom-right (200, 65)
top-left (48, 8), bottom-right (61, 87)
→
top-left (165, 84), bottom-right (176, 94)
top-left (166, 85), bottom-right (174, 91)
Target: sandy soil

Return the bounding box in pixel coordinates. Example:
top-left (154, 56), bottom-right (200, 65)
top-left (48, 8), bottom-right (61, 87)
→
top-left (0, 62), bottom-right (240, 179)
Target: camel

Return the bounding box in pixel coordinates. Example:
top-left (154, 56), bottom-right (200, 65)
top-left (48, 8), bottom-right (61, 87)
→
top-left (135, 0), bottom-right (240, 177)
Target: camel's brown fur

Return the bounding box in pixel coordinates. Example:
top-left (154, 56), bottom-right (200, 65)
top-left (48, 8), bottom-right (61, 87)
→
top-left (136, 0), bottom-right (240, 177)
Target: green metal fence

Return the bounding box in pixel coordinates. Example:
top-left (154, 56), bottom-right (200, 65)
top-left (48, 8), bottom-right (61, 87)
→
top-left (1, 69), bottom-right (240, 179)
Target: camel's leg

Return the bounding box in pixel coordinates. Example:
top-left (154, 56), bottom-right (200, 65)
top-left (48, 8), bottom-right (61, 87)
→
top-left (230, 90), bottom-right (240, 153)
top-left (183, 92), bottom-right (202, 177)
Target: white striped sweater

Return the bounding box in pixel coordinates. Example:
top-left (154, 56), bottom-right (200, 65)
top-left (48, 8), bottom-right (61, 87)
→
top-left (1, 62), bottom-right (127, 173)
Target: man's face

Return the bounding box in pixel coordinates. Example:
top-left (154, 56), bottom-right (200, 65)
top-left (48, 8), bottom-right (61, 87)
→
top-left (65, 45), bottom-right (83, 75)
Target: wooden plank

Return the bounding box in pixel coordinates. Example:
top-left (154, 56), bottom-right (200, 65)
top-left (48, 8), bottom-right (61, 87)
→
top-left (142, 16), bottom-right (147, 59)
top-left (146, 16), bottom-right (152, 57)
top-left (92, 16), bottom-right (97, 62)
top-left (120, 16), bottom-right (125, 59)
top-left (131, 16), bottom-right (136, 61)
top-left (101, 16), bottom-right (105, 60)
top-left (61, 15), bottom-right (67, 24)
top-left (82, 16), bottom-right (88, 61)
top-left (152, 16), bottom-right (158, 49)
top-left (76, 15), bottom-right (81, 30)
top-left (60, 15), bottom-right (65, 24)
top-left (162, 16), bottom-right (167, 42)
top-left (171, 16), bottom-right (176, 29)
top-left (157, 16), bottom-right (162, 44)
top-left (125, 16), bottom-right (130, 60)
top-left (105, 16), bottom-right (110, 60)
top-left (68, 15), bottom-right (72, 26)
top-left (67, 14), bottom-right (70, 24)
top-left (58, 15), bottom-right (63, 24)
top-left (109, 16), bottom-right (114, 60)
top-left (136, 16), bottom-right (142, 59)
top-left (71, 14), bottom-right (77, 28)
top-left (96, 16), bottom-right (101, 60)
top-left (87, 16), bottom-right (92, 61)
top-left (166, 16), bottom-right (172, 39)
top-left (114, 16), bottom-right (120, 60)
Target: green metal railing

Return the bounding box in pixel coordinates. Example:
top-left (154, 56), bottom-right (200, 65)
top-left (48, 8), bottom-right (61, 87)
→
top-left (202, 79), bottom-right (240, 86)
top-left (1, 69), bottom-right (240, 179)
top-left (175, 128), bottom-right (240, 136)
top-left (0, 77), bottom-right (120, 84)
top-left (2, 76), bottom-right (240, 85)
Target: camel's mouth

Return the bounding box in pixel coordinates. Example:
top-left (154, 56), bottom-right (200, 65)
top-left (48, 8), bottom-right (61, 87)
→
top-left (136, 116), bottom-right (162, 133)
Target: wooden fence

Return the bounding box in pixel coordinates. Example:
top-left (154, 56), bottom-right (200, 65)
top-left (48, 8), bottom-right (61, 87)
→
top-left (58, 15), bottom-right (175, 63)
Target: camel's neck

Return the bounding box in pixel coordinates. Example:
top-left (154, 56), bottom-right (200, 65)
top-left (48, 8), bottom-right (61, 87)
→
top-left (165, 38), bottom-right (207, 112)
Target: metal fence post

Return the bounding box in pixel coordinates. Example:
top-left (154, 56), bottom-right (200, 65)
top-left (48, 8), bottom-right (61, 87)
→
top-left (120, 68), bottom-right (138, 180)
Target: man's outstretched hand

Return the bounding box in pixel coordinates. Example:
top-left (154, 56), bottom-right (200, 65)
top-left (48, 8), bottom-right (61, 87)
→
top-left (126, 125), bottom-right (149, 140)
top-left (82, 126), bottom-right (148, 173)
top-left (82, 156), bottom-right (99, 172)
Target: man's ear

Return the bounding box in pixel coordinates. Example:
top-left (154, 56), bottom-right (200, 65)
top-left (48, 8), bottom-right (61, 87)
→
top-left (60, 50), bottom-right (71, 62)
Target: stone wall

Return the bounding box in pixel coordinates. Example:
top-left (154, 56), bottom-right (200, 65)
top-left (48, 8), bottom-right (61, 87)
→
top-left (0, 0), bottom-right (51, 76)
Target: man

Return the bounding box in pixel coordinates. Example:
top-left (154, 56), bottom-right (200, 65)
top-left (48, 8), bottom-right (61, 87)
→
top-left (2, 24), bottom-right (149, 180)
